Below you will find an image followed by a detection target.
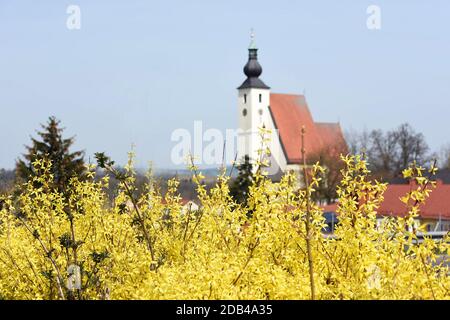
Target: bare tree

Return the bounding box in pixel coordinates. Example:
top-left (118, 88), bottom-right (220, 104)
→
top-left (369, 129), bottom-right (399, 179)
top-left (394, 123), bottom-right (429, 171)
top-left (0, 169), bottom-right (15, 194)
top-left (437, 143), bottom-right (450, 170)
top-left (345, 127), bottom-right (371, 155)
top-left (345, 123), bottom-right (430, 181)
top-left (309, 145), bottom-right (345, 204)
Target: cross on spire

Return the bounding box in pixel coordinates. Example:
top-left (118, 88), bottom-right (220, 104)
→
top-left (249, 28), bottom-right (257, 49)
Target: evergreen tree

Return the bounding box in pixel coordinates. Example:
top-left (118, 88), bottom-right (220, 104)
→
top-left (16, 116), bottom-right (85, 192)
top-left (230, 155), bottom-right (254, 206)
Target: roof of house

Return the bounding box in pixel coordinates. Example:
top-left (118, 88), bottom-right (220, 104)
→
top-left (320, 180), bottom-right (450, 220)
top-left (378, 180), bottom-right (450, 219)
top-left (268, 93), bottom-right (347, 164)
top-left (322, 203), bottom-right (339, 213)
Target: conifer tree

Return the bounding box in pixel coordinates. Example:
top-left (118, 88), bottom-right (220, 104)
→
top-left (16, 116), bottom-right (85, 192)
top-left (230, 155), bottom-right (254, 206)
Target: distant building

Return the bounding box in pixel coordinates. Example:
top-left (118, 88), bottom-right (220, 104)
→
top-left (160, 198), bottom-right (200, 214)
top-left (236, 34), bottom-right (346, 176)
top-left (180, 199), bottom-right (200, 215)
top-left (321, 180), bottom-right (450, 233)
top-left (378, 180), bottom-right (450, 232)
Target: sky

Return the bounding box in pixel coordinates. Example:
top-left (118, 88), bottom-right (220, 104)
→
top-left (1, 0), bottom-right (449, 170)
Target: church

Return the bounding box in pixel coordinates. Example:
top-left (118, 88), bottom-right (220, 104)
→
top-left (236, 35), bottom-right (347, 177)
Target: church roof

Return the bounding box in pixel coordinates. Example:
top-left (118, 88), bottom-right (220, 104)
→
top-left (268, 93), bottom-right (347, 164)
top-left (238, 77), bottom-right (270, 90)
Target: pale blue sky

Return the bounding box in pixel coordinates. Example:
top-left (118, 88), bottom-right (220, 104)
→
top-left (1, 0), bottom-right (449, 169)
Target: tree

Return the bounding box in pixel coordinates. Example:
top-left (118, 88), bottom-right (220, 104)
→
top-left (0, 169), bottom-right (15, 194)
top-left (345, 123), bottom-right (430, 181)
top-left (394, 123), bottom-right (429, 171)
top-left (437, 143), bottom-right (450, 170)
top-left (369, 128), bottom-right (399, 179)
top-left (229, 155), bottom-right (254, 206)
top-left (345, 127), bottom-right (370, 155)
top-left (308, 146), bottom-right (345, 204)
top-left (16, 116), bottom-right (85, 192)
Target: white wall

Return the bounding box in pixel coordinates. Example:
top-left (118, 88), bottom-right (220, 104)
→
top-left (237, 88), bottom-right (287, 174)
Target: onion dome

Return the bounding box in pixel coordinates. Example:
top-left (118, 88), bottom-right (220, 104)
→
top-left (238, 31), bottom-right (270, 90)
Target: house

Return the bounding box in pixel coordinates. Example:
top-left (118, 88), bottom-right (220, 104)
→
top-left (236, 34), bottom-right (347, 177)
top-left (160, 198), bottom-right (200, 215)
top-left (378, 180), bottom-right (450, 232)
top-left (321, 180), bottom-right (450, 233)
top-left (180, 199), bottom-right (200, 215)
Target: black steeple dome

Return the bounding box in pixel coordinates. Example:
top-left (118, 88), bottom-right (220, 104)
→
top-left (243, 49), bottom-right (262, 78)
top-left (238, 32), bottom-right (270, 90)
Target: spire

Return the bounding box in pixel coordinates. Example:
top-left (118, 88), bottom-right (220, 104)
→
top-left (248, 28), bottom-right (257, 49)
top-left (237, 30), bottom-right (270, 90)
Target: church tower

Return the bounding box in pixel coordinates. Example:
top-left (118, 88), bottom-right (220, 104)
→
top-left (237, 32), bottom-right (271, 166)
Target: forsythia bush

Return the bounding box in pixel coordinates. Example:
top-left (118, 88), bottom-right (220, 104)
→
top-left (0, 151), bottom-right (448, 300)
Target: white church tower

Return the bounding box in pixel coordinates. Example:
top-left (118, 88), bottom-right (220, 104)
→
top-left (237, 33), bottom-right (271, 167)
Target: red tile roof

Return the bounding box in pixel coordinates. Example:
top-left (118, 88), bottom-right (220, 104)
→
top-left (269, 93), bottom-right (346, 163)
top-left (321, 203), bottom-right (338, 212)
top-left (320, 181), bottom-right (450, 220)
top-left (378, 180), bottom-right (450, 220)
